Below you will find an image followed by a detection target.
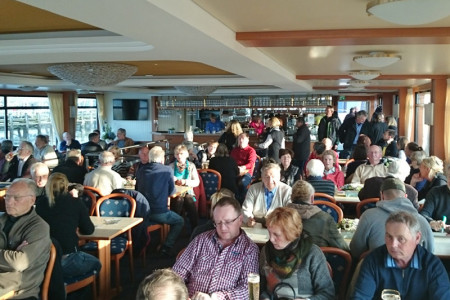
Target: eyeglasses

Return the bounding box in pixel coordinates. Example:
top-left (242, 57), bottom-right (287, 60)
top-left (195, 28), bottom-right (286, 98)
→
top-left (4, 194), bottom-right (33, 202)
top-left (213, 215), bottom-right (240, 228)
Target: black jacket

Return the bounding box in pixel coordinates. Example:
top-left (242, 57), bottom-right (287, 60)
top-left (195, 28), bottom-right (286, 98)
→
top-left (318, 115), bottom-right (341, 145)
top-left (292, 124), bottom-right (311, 161)
top-left (1, 155), bottom-right (37, 181)
top-left (52, 159), bottom-right (87, 184)
top-left (338, 116), bottom-right (370, 149)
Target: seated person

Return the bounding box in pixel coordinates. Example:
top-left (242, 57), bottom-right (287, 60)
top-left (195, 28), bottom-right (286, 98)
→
top-left (30, 162), bottom-right (50, 198)
top-left (322, 149), bottom-right (344, 190)
top-left (127, 146), bottom-right (150, 180)
top-left (0, 140), bottom-right (13, 180)
top-left (410, 155), bottom-right (447, 200)
top-left (350, 178), bottom-right (433, 260)
top-left (358, 158), bottom-right (419, 209)
top-left (112, 128), bottom-right (136, 155)
top-left (344, 144), bottom-right (367, 184)
top-left (420, 162), bottom-right (450, 231)
top-left (83, 151), bottom-right (124, 196)
top-left (242, 163), bottom-right (292, 226)
top-left (404, 150), bottom-right (427, 190)
top-left (136, 268), bottom-right (189, 300)
top-left (81, 132), bottom-right (104, 156)
top-left (173, 197), bottom-right (259, 299)
top-left (196, 140), bottom-right (218, 168)
top-left (34, 134), bottom-right (58, 169)
top-left (59, 131), bottom-right (81, 153)
top-left (230, 133), bottom-right (257, 201)
top-left (288, 180), bottom-right (349, 251)
top-left (305, 159), bottom-right (335, 197)
top-left (218, 120), bottom-right (243, 152)
top-left (260, 207), bottom-right (335, 299)
top-left (108, 145), bottom-right (132, 178)
top-left (35, 173), bottom-right (101, 280)
top-left (279, 148), bottom-right (300, 187)
top-left (208, 144), bottom-right (239, 195)
top-left (379, 129), bottom-right (398, 158)
top-left (352, 211), bottom-right (450, 299)
top-left (351, 145), bottom-right (388, 184)
top-left (0, 179), bottom-right (51, 298)
top-left (52, 149), bottom-right (87, 184)
top-left (322, 138), bottom-right (340, 167)
top-left (2, 140), bottom-right (37, 181)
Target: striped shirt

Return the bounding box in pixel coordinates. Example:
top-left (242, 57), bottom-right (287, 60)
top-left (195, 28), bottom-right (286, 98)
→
top-left (173, 229), bottom-right (259, 300)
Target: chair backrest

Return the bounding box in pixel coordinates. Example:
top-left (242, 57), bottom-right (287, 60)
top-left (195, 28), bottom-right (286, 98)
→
top-left (314, 200), bottom-right (343, 223)
top-left (81, 190), bottom-right (97, 216)
top-left (198, 169), bottom-right (222, 200)
top-left (356, 198), bottom-right (380, 218)
top-left (41, 243), bottom-right (57, 300)
top-left (320, 246), bottom-right (352, 300)
top-left (313, 192), bottom-right (337, 204)
top-left (95, 193), bottom-right (136, 218)
top-left (252, 155), bottom-right (262, 178)
top-left (83, 185), bottom-right (104, 199)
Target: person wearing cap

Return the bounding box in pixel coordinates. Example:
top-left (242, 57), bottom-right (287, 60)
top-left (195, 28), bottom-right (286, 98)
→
top-left (350, 177), bottom-right (433, 260)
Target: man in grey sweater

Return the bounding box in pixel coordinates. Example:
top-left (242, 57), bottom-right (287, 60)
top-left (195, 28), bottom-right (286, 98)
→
top-left (350, 178), bottom-right (434, 260)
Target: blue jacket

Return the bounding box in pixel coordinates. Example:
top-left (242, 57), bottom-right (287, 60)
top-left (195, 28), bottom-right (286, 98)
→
top-left (352, 244), bottom-right (450, 300)
top-left (135, 162), bottom-right (175, 214)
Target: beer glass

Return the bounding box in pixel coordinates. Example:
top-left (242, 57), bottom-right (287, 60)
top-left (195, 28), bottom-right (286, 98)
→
top-left (248, 273), bottom-right (260, 300)
top-left (381, 289), bottom-right (401, 300)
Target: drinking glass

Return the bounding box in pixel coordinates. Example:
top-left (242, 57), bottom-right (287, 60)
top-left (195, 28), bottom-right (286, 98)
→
top-left (381, 289), bottom-right (401, 300)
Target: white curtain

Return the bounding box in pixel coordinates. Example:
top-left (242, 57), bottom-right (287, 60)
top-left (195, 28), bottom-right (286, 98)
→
top-left (404, 88), bottom-right (414, 142)
top-left (96, 94), bottom-right (106, 128)
top-left (444, 79), bottom-right (450, 162)
top-left (47, 92), bottom-right (64, 141)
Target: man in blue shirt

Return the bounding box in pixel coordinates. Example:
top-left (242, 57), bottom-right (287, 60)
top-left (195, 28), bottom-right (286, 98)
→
top-left (135, 146), bottom-right (184, 256)
top-left (352, 211), bottom-right (450, 300)
top-left (205, 114), bottom-right (225, 133)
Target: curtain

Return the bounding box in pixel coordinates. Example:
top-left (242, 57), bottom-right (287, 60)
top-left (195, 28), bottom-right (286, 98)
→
top-left (444, 79), bottom-right (450, 162)
top-left (47, 92), bottom-right (64, 141)
top-left (96, 94), bottom-right (106, 129)
top-left (404, 88), bottom-right (414, 142)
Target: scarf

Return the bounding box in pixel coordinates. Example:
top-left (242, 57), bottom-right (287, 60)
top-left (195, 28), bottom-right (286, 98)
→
top-left (265, 233), bottom-right (312, 279)
top-left (174, 159), bottom-right (190, 179)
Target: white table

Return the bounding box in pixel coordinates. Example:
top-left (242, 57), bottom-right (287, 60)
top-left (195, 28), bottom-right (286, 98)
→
top-left (79, 216), bottom-right (143, 300)
top-left (335, 193), bottom-right (360, 204)
top-left (242, 226), bottom-right (269, 245)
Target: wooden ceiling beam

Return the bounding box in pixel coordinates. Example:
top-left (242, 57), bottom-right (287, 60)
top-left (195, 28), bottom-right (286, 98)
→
top-left (237, 27), bottom-right (450, 47)
top-left (315, 86), bottom-right (403, 90)
top-left (297, 74), bottom-right (448, 80)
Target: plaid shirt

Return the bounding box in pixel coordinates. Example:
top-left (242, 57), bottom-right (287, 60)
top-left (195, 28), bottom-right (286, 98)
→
top-left (173, 229), bottom-right (259, 300)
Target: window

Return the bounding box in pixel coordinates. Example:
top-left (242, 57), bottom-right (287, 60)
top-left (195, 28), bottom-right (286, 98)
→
top-left (76, 98), bottom-right (98, 143)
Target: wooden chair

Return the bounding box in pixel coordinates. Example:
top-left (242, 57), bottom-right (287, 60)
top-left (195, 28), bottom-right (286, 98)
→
top-left (142, 222), bottom-right (168, 266)
top-left (65, 272), bottom-right (97, 299)
top-left (320, 247), bottom-right (352, 300)
top-left (356, 198), bottom-right (380, 218)
top-left (313, 192), bottom-right (337, 204)
top-left (81, 189), bottom-right (97, 216)
top-left (314, 200), bottom-right (344, 223)
top-left (83, 185), bottom-right (104, 199)
top-left (83, 193), bottom-right (136, 289)
top-left (251, 155), bottom-right (262, 182)
top-left (41, 243), bottom-right (57, 300)
top-left (198, 169), bottom-right (222, 210)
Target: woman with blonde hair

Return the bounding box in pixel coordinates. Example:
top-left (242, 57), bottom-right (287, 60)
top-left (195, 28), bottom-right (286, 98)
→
top-left (35, 172), bottom-right (101, 279)
top-left (256, 116), bottom-right (285, 163)
top-left (218, 119), bottom-right (243, 151)
top-left (411, 155), bottom-right (447, 200)
top-left (260, 207), bottom-right (334, 299)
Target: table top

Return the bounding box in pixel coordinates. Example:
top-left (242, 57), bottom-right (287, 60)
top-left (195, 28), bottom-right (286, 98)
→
top-left (78, 216), bottom-right (143, 241)
top-left (242, 225), bottom-right (269, 245)
top-left (335, 191), bottom-right (360, 203)
top-left (172, 185), bottom-right (191, 198)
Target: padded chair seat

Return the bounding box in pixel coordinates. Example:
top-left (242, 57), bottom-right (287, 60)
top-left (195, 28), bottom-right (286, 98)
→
top-left (81, 236), bottom-right (128, 255)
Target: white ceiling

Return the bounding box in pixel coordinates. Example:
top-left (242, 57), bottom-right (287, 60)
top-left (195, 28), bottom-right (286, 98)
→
top-left (1, 0), bottom-right (449, 96)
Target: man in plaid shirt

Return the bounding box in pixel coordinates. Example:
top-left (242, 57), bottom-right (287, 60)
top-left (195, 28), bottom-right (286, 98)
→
top-left (173, 197), bottom-right (259, 300)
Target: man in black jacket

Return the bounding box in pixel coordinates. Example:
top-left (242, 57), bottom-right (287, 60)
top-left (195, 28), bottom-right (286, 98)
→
top-left (292, 116), bottom-right (310, 173)
top-left (318, 105), bottom-right (341, 149)
top-left (338, 110), bottom-right (370, 159)
top-left (1, 141), bottom-right (36, 181)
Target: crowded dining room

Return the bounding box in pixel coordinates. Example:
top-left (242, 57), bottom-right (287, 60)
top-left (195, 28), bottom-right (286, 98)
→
top-left (1, 0), bottom-right (450, 299)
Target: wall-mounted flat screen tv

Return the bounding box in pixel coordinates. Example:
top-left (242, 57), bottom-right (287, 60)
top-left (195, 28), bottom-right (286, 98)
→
top-left (113, 99), bottom-right (148, 120)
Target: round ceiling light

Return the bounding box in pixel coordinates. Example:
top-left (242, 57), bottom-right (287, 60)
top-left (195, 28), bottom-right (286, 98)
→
top-left (348, 70), bottom-right (381, 80)
top-left (348, 80), bottom-right (371, 88)
top-left (353, 52), bottom-right (401, 68)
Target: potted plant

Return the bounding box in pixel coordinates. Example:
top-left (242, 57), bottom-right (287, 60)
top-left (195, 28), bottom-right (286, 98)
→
top-left (102, 122), bottom-right (116, 142)
top-left (168, 127), bottom-right (175, 134)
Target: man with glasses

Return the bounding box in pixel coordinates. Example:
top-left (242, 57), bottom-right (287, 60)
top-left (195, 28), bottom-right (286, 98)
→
top-left (2, 141), bottom-right (37, 181)
top-left (0, 178), bottom-right (51, 298)
top-left (173, 197), bottom-right (259, 300)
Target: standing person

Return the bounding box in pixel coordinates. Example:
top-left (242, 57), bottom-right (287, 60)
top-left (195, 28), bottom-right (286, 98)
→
top-left (208, 143), bottom-right (239, 195)
top-left (292, 116), bottom-right (311, 174)
top-left (34, 134), bottom-right (58, 169)
top-left (169, 144), bottom-right (200, 230)
top-left (344, 107), bottom-right (357, 122)
top-left (352, 211), bottom-right (450, 300)
top-left (397, 136), bottom-right (408, 161)
top-left (218, 120), bottom-right (243, 152)
top-left (35, 173), bottom-right (101, 280)
top-left (256, 117), bottom-right (285, 163)
top-left (338, 110), bottom-right (370, 159)
top-left (318, 105), bottom-right (341, 149)
top-left (368, 112), bottom-right (387, 146)
top-left (0, 178), bottom-right (51, 299)
top-left (260, 207), bottom-right (335, 300)
top-left (205, 114), bottom-right (225, 133)
top-left (230, 133), bottom-right (257, 201)
top-left (173, 197), bottom-right (259, 299)
top-left (59, 131), bottom-right (81, 153)
top-left (136, 146), bottom-right (184, 257)
top-left (2, 140), bottom-right (36, 181)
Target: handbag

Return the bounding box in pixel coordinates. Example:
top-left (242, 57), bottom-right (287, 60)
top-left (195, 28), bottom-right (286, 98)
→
top-left (270, 282), bottom-right (296, 300)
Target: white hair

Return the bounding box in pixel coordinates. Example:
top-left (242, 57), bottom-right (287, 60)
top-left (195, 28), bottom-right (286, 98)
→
top-left (306, 159), bottom-right (325, 177)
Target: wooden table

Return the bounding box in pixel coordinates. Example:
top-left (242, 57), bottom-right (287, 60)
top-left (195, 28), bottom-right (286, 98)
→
top-left (78, 216), bottom-right (143, 300)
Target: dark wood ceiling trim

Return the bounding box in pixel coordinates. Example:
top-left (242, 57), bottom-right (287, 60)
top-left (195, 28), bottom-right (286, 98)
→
top-left (237, 27), bottom-right (450, 47)
top-left (315, 86), bottom-right (403, 90)
top-left (297, 75), bottom-right (448, 80)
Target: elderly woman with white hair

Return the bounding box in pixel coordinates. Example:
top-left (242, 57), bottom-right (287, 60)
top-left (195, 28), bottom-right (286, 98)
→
top-left (411, 155), bottom-right (447, 200)
top-left (358, 158), bottom-right (419, 209)
top-left (305, 159), bottom-right (335, 197)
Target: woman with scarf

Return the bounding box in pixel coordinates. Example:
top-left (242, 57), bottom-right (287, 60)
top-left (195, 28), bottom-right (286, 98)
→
top-left (279, 148), bottom-right (300, 186)
top-left (169, 144), bottom-right (200, 230)
top-left (260, 207), bottom-right (335, 300)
